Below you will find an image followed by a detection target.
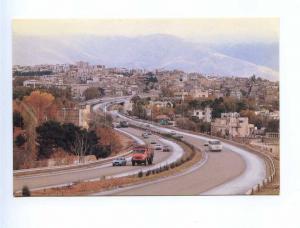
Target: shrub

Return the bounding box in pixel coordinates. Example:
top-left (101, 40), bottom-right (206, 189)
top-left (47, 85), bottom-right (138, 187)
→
top-left (15, 134), bottom-right (26, 147)
top-left (138, 171), bottom-right (143, 178)
top-left (170, 163), bottom-right (175, 169)
top-left (151, 170), bottom-right (156, 175)
top-left (22, 186), bottom-right (31, 197)
top-left (145, 170), bottom-right (151, 176)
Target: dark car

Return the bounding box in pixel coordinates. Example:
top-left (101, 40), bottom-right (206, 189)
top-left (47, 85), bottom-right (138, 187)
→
top-left (163, 145), bottom-right (170, 152)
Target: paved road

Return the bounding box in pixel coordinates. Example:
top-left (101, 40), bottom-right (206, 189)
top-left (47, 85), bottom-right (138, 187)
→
top-left (13, 128), bottom-right (177, 192)
top-left (92, 98), bottom-right (266, 195)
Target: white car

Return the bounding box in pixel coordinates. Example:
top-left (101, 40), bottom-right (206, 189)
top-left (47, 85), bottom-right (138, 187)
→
top-left (142, 132), bottom-right (149, 138)
top-left (208, 140), bottom-right (223, 152)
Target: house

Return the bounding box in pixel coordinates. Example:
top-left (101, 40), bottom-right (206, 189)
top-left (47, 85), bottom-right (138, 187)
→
top-left (189, 89), bottom-right (209, 99)
top-left (56, 104), bottom-right (91, 129)
top-left (155, 115), bottom-right (170, 125)
top-left (230, 89), bottom-right (242, 100)
top-left (211, 112), bottom-right (254, 138)
top-left (192, 107), bottom-right (212, 122)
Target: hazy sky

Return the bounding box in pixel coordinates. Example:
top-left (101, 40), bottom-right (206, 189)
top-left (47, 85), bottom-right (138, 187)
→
top-left (13, 18), bottom-right (279, 43)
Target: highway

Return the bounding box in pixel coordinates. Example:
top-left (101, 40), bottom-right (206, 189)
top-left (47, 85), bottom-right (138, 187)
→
top-left (13, 127), bottom-right (183, 192)
top-left (14, 97), bottom-right (268, 195)
top-left (92, 98), bottom-right (267, 195)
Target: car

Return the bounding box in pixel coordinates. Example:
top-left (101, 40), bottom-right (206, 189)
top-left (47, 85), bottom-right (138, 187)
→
top-left (155, 144), bottom-right (162, 150)
top-left (150, 141), bottom-right (156, 144)
top-left (142, 132), bottom-right (149, 138)
top-left (112, 157), bottom-right (127, 166)
top-left (173, 134), bottom-right (184, 139)
top-left (170, 131), bottom-right (176, 135)
top-left (208, 140), bottom-right (223, 152)
top-left (163, 145), bottom-right (170, 152)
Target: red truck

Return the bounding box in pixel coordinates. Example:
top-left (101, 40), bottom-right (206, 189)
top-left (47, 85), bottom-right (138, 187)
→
top-left (131, 145), bottom-right (154, 166)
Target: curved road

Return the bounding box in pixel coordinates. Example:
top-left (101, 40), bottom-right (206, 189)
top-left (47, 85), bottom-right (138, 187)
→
top-left (13, 127), bottom-right (181, 192)
top-left (92, 98), bottom-right (267, 195)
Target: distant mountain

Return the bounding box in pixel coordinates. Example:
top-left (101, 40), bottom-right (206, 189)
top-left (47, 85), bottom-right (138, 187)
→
top-left (212, 42), bottom-right (279, 71)
top-left (13, 34), bottom-right (279, 81)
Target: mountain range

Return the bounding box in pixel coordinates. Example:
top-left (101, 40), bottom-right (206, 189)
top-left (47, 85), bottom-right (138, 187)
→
top-left (13, 34), bottom-right (279, 81)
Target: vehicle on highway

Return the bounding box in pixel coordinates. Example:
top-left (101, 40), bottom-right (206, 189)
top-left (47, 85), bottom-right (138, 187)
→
top-left (173, 134), bottom-right (184, 139)
top-left (163, 145), bottom-right (170, 152)
top-left (112, 157), bottom-right (127, 166)
top-left (142, 132), bottom-right (149, 138)
top-left (131, 146), bottom-right (154, 166)
top-left (118, 120), bottom-right (129, 128)
top-left (155, 144), bottom-right (162, 150)
top-left (208, 140), bottom-right (223, 152)
top-left (170, 131), bottom-right (176, 135)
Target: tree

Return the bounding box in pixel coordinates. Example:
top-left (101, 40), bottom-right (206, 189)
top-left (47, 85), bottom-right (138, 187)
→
top-left (13, 86), bottom-right (34, 100)
top-left (160, 86), bottom-right (174, 97)
top-left (13, 111), bottom-right (24, 129)
top-left (22, 186), bottom-right (31, 197)
top-left (36, 121), bottom-right (66, 159)
top-left (83, 87), bottom-right (104, 100)
top-left (266, 119), bottom-right (279, 132)
top-left (36, 121), bottom-right (99, 160)
top-left (15, 134), bottom-right (26, 147)
top-left (96, 127), bottom-right (121, 155)
top-left (23, 91), bottom-right (55, 123)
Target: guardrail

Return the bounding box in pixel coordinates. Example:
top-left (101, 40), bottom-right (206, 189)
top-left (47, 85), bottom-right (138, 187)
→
top-left (14, 145), bottom-right (133, 177)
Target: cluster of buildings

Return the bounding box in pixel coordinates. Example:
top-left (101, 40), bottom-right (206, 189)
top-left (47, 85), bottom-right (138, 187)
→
top-left (14, 62), bottom-right (280, 139)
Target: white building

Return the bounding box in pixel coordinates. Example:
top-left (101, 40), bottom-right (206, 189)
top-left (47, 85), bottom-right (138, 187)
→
top-left (211, 112), bottom-right (254, 137)
top-left (192, 107), bottom-right (212, 122)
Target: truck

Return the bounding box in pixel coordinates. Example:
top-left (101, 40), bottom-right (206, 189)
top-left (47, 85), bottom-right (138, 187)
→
top-left (131, 145), bottom-right (154, 166)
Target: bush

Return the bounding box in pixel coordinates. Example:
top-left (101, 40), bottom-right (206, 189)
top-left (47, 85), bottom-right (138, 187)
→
top-left (145, 170), bottom-right (151, 176)
top-left (151, 170), bottom-right (156, 175)
top-left (22, 186), bottom-right (31, 197)
top-left (15, 134), bottom-right (26, 147)
top-left (170, 163), bottom-right (175, 169)
top-left (138, 171), bottom-right (143, 178)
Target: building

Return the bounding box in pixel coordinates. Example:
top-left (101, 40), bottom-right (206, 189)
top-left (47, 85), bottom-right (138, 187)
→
top-left (211, 112), bottom-right (254, 137)
top-left (192, 107), bottom-right (212, 122)
top-left (70, 84), bottom-right (90, 99)
top-left (189, 89), bottom-right (209, 99)
top-left (56, 105), bottom-right (91, 129)
top-left (230, 89), bottom-right (242, 100)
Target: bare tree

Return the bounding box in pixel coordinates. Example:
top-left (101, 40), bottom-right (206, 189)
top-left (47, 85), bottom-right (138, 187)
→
top-left (71, 131), bottom-right (89, 164)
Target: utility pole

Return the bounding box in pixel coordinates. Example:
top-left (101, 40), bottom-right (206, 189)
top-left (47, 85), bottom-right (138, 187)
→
top-left (104, 103), bottom-right (107, 127)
